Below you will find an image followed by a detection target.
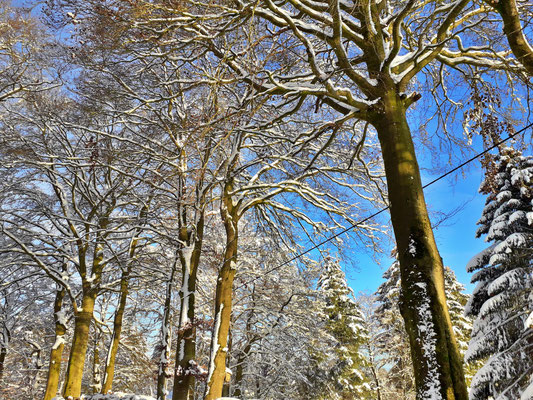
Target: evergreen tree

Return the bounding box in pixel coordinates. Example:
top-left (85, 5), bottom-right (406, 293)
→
top-left (465, 147), bottom-right (533, 400)
top-left (375, 260), bottom-right (476, 398)
top-left (443, 268), bottom-right (480, 387)
top-left (375, 260), bottom-right (416, 400)
top-left (315, 256), bottom-right (371, 400)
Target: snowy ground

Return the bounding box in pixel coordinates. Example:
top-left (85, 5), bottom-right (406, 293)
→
top-left (52, 396), bottom-right (241, 400)
top-left (53, 394), bottom-right (157, 400)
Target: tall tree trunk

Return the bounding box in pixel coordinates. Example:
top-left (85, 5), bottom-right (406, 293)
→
top-left (157, 255), bottom-right (178, 400)
top-left (172, 214), bottom-right (205, 400)
top-left (367, 349), bottom-right (382, 400)
top-left (204, 193), bottom-right (238, 400)
top-left (0, 326), bottom-right (9, 384)
top-left (62, 293), bottom-right (96, 398)
top-left (27, 338), bottom-right (43, 396)
top-left (0, 345), bottom-right (6, 384)
top-left (486, 0), bottom-right (533, 75)
top-left (222, 328), bottom-right (232, 397)
top-left (43, 286), bottom-right (67, 400)
top-left (233, 341), bottom-right (252, 398)
top-left (102, 200), bottom-right (148, 393)
top-left (101, 267), bottom-right (130, 394)
top-left (92, 333), bottom-right (101, 394)
top-left (371, 89), bottom-right (468, 400)
top-left (233, 303), bottom-right (257, 399)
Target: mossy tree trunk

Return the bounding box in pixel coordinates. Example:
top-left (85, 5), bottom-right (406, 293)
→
top-left (487, 0), bottom-right (533, 75)
top-left (204, 183), bottom-right (239, 400)
top-left (62, 292), bottom-right (96, 398)
top-left (100, 266), bottom-right (130, 394)
top-left (63, 226), bottom-right (106, 399)
top-left (222, 328), bottom-right (232, 397)
top-left (102, 200), bottom-right (149, 394)
top-left (371, 87), bottom-right (468, 400)
top-left (43, 285), bottom-right (67, 400)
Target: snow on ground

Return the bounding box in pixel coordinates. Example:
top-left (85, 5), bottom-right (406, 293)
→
top-left (52, 394), bottom-right (156, 400)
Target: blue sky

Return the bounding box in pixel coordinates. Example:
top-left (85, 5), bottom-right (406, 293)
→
top-left (346, 149), bottom-right (488, 295)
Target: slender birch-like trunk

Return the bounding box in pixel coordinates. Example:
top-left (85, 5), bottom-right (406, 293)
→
top-left (371, 88), bottom-right (468, 400)
top-left (43, 286), bottom-right (67, 400)
top-left (232, 341), bottom-right (252, 398)
top-left (172, 214), bottom-right (205, 400)
top-left (101, 201), bottom-right (149, 393)
top-left (156, 255), bottom-right (178, 400)
top-left (233, 306), bottom-right (257, 398)
top-left (100, 267), bottom-right (130, 394)
top-left (0, 325), bottom-right (9, 384)
top-left (92, 334), bottom-right (101, 394)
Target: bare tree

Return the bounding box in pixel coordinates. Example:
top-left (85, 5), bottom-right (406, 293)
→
top-left (0, 90), bottom-right (152, 398)
top-left (123, 1), bottom-right (528, 398)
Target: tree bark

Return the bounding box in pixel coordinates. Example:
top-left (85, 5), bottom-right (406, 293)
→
top-left (156, 256), bottom-right (178, 400)
top-left (172, 214), bottom-right (205, 400)
top-left (62, 293), bottom-right (96, 398)
top-left (101, 267), bottom-right (130, 394)
top-left (0, 343), bottom-right (6, 384)
top-left (371, 89), bottom-right (468, 400)
top-left (367, 351), bottom-right (382, 400)
top-left (222, 328), bottom-right (232, 397)
top-left (233, 340), bottom-right (252, 398)
top-left (43, 286), bottom-right (67, 400)
top-left (102, 201), bottom-right (149, 394)
top-left (204, 189), bottom-right (238, 400)
top-left (233, 303), bottom-right (258, 399)
top-left (487, 0), bottom-right (533, 75)
top-left (92, 333), bottom-right (101, 394)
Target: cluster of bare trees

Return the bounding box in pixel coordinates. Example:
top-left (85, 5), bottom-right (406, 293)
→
top-left (0, 0), bottom-right (531, 399)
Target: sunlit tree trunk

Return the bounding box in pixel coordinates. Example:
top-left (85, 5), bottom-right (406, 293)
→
top-left (101, 267), bottom-right (130, 394)
top-left (63, 233), bottom-right (106, 398)
top-left (101, 201), bottom-right (149, 394)
top-left (43, 285), bottom-right (67, 400)
top-left (371, 88), bottom-right (468, 400)
top-left (172, 214), bottom-right (205, 400)
top-left (62, 292), bottom-right (96, 398)
top-left (486, 0), bottom-right (533, 75)
top-left (204, 185), bottom-right (239, 400)
top-left (222, 329), bottom-right (232, 397)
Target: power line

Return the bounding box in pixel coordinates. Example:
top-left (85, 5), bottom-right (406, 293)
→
top-left (222, 122), bottom-right (533, 297)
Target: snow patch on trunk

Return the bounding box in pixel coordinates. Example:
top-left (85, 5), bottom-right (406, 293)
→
top-left (415, 282), bottom-right (442, 399)
top-left (52, 335), bottom-right (66, 350)
top-left (206, 303), bottom-right (224, 385)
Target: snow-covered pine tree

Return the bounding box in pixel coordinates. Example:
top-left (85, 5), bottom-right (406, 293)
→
top-left (315, 256), bottom-right (371, 400)
top-left (444, 268), bottom-right (480, 387)
top-left (465, 147), bottom-right (533, 400)
top-left (375, 260), bottom-right (476, 398)
top-left (374, 260), bottom-right (416, 400)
